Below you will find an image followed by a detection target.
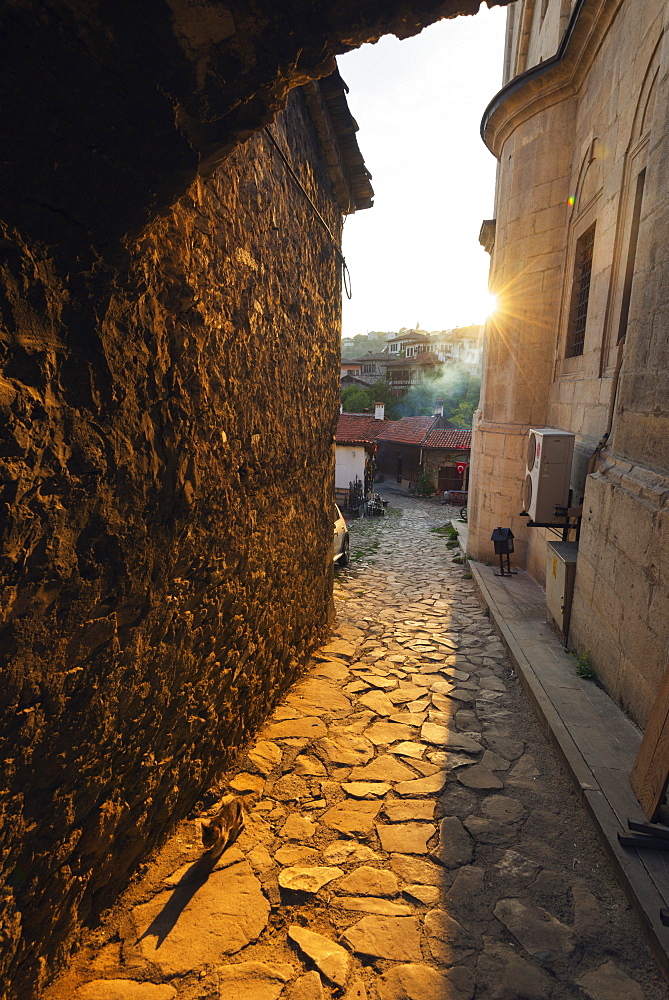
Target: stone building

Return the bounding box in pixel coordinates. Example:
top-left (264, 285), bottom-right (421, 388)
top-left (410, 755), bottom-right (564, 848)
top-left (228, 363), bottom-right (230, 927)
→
top-left (0, 63), bottom-right (373, 999)
top-left (376, 414), bottom-right (456, 486)
top-left (335, 408), bottom-right (388, 503)
top-left (421, 428), bottom-right (473, 492)
top-left (468, 0), bottom-right (669, 727)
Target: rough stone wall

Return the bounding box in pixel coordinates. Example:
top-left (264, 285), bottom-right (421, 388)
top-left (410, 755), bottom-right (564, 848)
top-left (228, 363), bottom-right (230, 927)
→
top-left (422, 449), bottom-right (469, 489)
top-left (0, 0), bottom-right (501, 259)
top-left (0, 4), bottom-right (516, 996)
top-left (0, 90), bottom-right (341, 1000)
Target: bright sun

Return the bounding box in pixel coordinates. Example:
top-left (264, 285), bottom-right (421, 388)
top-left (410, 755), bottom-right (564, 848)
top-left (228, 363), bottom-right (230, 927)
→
top-left (484, 291), bottom-right (498, 318)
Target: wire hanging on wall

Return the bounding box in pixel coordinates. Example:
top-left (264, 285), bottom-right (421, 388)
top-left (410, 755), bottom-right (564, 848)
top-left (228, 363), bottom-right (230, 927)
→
top-left (263, 125), bottom-right (353, 300)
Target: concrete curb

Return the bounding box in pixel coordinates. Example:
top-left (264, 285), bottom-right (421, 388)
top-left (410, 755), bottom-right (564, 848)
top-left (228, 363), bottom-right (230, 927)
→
top-left (469, 559), bottom-right (669, 983)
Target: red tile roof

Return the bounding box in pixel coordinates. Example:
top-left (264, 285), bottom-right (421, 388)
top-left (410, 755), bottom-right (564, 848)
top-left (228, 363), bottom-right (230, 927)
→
top-left (385, 332), bottom-right (429, 344)
top-left (423, 429), bottom-right (472, 450)
top-left (336, 413), bottom-right (387, 444)
top-left (376, 416), bottom-right (439, 445)
top-left (384, 351), bottom-right (441, 368)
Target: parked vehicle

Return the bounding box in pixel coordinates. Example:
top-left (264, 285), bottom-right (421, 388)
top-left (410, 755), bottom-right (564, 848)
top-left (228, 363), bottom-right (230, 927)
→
top-left (333, 504), bottom-right (350, 565)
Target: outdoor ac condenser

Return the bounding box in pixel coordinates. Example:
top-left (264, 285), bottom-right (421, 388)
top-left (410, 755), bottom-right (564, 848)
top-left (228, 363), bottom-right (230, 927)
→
top-left (523, 428), bottom-right (575, 523)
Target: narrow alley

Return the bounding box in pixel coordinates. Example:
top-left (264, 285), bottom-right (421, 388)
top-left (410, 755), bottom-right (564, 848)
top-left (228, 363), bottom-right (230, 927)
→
top-left (45, 491), bottom-right (665, 1000)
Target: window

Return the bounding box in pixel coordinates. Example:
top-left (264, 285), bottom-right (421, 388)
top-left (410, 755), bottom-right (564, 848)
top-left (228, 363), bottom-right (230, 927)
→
top-left (565, 223), bottom-right (596, 358)
top-left (617, 169), bottom-right (646, 344)
top-left (362, 363), bottom-right (375, 374)
top-left (599, 53), bottom-right (657, 373)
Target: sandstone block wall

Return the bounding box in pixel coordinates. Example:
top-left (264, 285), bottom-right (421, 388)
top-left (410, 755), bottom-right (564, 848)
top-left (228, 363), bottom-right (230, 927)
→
top-left (0, 91), bottom-right (340, 1000)
top-left (471, 0), bottom-right (669, 727)
top-left (570, 460), bottom-right (669, 725)
top-left (468, 94), bottom-right (574, 567)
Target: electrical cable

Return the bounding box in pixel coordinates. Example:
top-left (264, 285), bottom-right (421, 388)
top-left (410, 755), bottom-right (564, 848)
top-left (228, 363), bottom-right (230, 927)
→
top-left (263, 125), bottom-right (352, 299)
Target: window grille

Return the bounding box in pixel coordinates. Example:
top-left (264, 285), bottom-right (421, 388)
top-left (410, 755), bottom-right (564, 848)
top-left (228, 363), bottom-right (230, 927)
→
top-left (566, 224), bottom-right (596, 358)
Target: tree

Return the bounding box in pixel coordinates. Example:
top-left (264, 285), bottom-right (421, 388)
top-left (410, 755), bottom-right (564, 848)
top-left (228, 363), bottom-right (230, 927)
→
top-left (340, 362), bottom-right (480, 423)
top-left (447, 371), bottom-right (480, 427)
top-left (341, 331), bottom-right (394, 358)
top-left (340, 386), bottom-right (372, 413)
top-left (449, 398), bottom-right (477, 428)
top-left (340, 379), bottom-right (401, 418)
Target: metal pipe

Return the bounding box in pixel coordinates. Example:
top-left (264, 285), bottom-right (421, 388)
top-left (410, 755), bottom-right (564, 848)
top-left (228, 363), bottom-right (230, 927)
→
top-left (605, 336), bottom-right (626, 439)
top-left (586, 336), bottom-right (626, 477)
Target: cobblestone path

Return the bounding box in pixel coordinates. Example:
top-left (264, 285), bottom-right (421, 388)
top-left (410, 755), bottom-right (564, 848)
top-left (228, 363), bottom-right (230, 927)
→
top-left (46, 491), bottom-right (665, 1000)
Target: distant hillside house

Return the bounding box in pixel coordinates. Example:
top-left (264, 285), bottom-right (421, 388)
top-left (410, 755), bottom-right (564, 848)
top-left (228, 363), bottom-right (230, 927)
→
top-left (340, 373), bottom-right (376, 389)
top-left (429, 326), bottom-right (483, 369)
top-left (383, 329), bottom-right (430, 357)
top-left (340, 352), bottom-right (388, 384)
top-left (384, 350), bottom-right (442, 397)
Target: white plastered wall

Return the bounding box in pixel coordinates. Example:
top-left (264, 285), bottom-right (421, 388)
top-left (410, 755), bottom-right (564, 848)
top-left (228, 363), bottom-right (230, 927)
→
top-left (335, 445), bottom-right (366, 490)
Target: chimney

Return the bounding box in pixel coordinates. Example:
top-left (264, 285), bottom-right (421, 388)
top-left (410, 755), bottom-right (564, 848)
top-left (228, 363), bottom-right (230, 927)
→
top-left (340, 403), bottom-right (343, 414)
top-left (434, 399), bottom-right (444, 417)
top-left (375, 402), bottom-right (385, 420)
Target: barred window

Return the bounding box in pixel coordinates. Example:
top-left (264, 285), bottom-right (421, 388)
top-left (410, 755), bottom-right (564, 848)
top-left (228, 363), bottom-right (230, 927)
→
top-left (566, 223), bottom-right (596, 358)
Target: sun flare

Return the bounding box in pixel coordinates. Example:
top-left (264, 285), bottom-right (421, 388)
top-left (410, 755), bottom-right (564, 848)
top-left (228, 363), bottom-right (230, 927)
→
top-left (484, 291), bottom-right (499, 318)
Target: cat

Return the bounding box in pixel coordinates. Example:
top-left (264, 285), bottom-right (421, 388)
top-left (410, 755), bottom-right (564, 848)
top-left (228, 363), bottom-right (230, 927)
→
top-left (200, 794), bottom-right (245, 860)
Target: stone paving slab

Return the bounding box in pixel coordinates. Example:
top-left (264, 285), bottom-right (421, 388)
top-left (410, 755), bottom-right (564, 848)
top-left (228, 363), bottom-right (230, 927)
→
top-left (44, 490), bottom-right (667, 1000)
top-left (470, 559), bottom-right (669, 983)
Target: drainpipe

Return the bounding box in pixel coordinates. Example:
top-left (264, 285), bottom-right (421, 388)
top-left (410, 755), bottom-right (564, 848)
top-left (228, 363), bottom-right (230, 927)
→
top-left (587, 337), bottom-right (626, 475)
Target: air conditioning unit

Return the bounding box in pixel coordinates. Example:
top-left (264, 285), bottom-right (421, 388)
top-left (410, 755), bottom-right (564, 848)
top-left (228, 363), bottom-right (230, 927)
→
top-left (523, 428), bottom-right (575, 523)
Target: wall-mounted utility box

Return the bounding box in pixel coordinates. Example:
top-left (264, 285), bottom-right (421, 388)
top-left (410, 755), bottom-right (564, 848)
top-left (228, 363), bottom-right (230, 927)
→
top-left (546, 541), bottom-right (578, 640)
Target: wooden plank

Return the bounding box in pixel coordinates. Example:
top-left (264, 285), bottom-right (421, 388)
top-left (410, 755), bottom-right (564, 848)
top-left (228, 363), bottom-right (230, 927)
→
top-left (631, 661), bottom-right (669, 821)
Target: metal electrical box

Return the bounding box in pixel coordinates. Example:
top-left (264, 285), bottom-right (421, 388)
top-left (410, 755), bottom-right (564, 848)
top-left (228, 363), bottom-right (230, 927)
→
top-left (546, 541), bottom-right (578, 640)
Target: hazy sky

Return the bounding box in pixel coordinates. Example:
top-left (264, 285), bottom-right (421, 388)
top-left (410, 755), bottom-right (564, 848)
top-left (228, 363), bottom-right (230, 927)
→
top-left (339, 3), bottom-right (507, 337)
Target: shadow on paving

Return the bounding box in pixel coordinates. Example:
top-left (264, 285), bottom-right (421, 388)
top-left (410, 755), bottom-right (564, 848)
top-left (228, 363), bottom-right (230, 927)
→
top-left (136, 853), bottom-right (219, 949)
top-left (42, 488), bottom-right (666, 1000)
